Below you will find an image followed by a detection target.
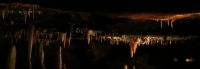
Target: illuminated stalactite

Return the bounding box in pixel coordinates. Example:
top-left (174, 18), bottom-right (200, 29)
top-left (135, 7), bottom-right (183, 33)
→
top-left (2, 10), bottom-right (5, 19)
top-left (10, 20), bottom-right (14, 25)
top-left (129, 39), bottom-right (134, 57)
top-left (38, 11), bottom-right (41, 15)
top-left (7, 45), bottom-right (16, 69)
top-left (137, 38), bottom-right (142, 46)
top-left (24, 11), bottom-right (27, 24)
top-left (116, 39), bottom-right (119, 45)
top-left (171, 20), bottom-right (175, 28)
top-left (28, 8), bottom-right (31, 17)
top-left (56, 46), bottom-right (62, 69)
top-left (61, 33), bottom-right (67, 48)
top-left (19, 11), bottom-right (22, 15)
top-left (167, 20), bottom-right (170, 26)
top-left (169, 37), bottom-right (172, 44)
top-left (87, 30), bottom-right (95, 44)
top-left (27, 23), bottom-right (34, 69)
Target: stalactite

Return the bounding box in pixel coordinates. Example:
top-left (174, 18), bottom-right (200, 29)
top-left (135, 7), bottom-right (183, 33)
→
top-left (24, 11), bottom-right (27, 24)
top-left (7, 45), bottom-right (16, 69)
top-left (49, 33), bottom-right (53, 39)
top-left (10, 20), bottom-right (14, 25)
top-left (62, 63), bottom-right (66, 69)
top-left (167, 20), bottom-right (170, 26)
top-left (75, 28), bottom-right (78, 33)
top-left (19, 11), bottom-right (22, 15)
top-left (160, 20), bottom-right (162, 28)
top-left (56, 46), bottom-right (62, 69)
top-left (61, 33), bottom-right (67, 48)
top-left (15, 38), bottom-right (18, 43)
top-left (68, 33), bottom-right (71, 47)
top-left (28, 8), bottom-right (31, 17)
top-left (116, 39), bottom-right (119, 45)
top-left (33, 5), bottom-right (34, 19)
top-left (11, 10), bottom-right (14, 14)
top-left (130, 39), bottom-right (134, 57)
top-left (27, 23), bottom-right (34, 69)
top-left (130, 38), bottom-right (137, 57)
top-left (100, 36), bottom-right (103, 43)
top-left (46, 40), bottom-right (49, 46)
top-left (81, 28), bottom-right (83, 34)
top-left (87, 30), bottom-right (95, 44)
top-left (95, 31), bottom-right (97, 40)
top-left (38, 11), bottom-right (41, 15)
top-left (2, 10), bottom-right (5, 19)
top-left (171, 20), bottom-right (174, 28)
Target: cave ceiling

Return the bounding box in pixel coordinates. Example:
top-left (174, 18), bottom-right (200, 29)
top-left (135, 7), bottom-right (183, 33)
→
top-left (0, 3), bottom-right (200, 35)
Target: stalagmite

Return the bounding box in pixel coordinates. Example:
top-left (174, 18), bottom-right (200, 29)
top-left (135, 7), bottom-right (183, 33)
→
top-left (24, 11), bottom-right (27, 24)
top-left (40, 49), bottom-right (45, 69)
top-left (2, 10), bottom-right (5, 19)
top-left (7, 45), bottom-right (16, 69)
top-left (124, 65), bottom-right (128, 69)
top-left (27, 23), bottom-right (34, 69)
top-left (56, 46), bottom-right (62, 69)
top-left (62, 63), bottom-right (66, 69)
top-left (87, 30), bottom-right (95, 44)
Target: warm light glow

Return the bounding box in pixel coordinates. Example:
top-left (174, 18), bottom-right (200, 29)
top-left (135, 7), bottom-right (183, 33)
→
top-left (174, 57), bottom-right (177, 62)
top-left (124, 65), bottom-right (128, 69)
top-left (186, 58), bottom-right (194, 62)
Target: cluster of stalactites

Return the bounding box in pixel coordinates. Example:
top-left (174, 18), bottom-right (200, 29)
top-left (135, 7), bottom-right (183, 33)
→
top-left (158, 19), bottom-right (175, 29)
top-left (105, 35), bottom-right (197, 46)
top-left (1, 5), bottom-right (43, 23)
